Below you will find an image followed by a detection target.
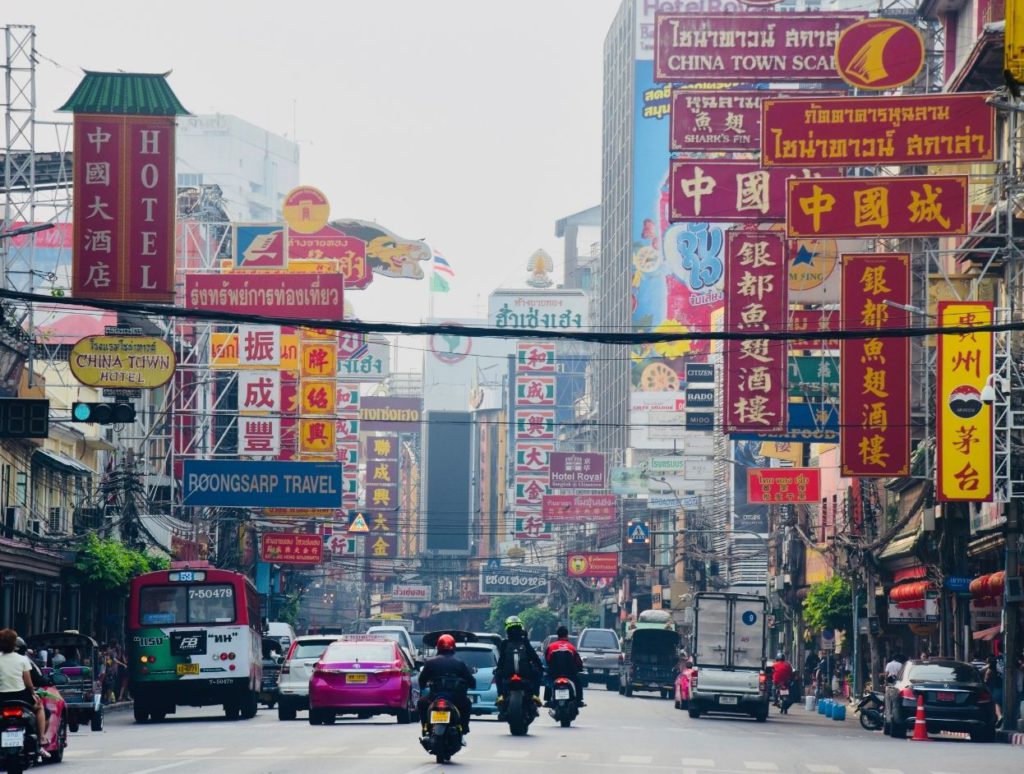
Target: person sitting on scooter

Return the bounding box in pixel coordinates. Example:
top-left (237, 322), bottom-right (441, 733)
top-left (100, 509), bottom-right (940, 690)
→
top-left (544, 626), bottom-right (585, 707)
top-left (417, 634), bottom-right (474, 735)
top-left (772, 651), bottom-right (795, 711)
top-left (495, 616), bottom-right (543, 717)
top-left (0, 629), bottom-right (46, 755)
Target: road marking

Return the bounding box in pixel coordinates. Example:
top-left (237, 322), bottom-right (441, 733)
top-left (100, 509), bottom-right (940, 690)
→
top-left (126, 762), bottom-right (191, 774)
top-left (368, 746), bottom-right (408, 755)
top-left (806, 767), bottom-right (843, 774)
top-left (495, 750), bottom-right (530, 759)
top-left (241, 746), bottom-right (287, 756)
top-left (66, 749), bottom-right (100, 757)
top-left (116, 749), bottom-right (163, 757)
top-left (744, 764), bottom-right (778, 772)
top-left (558, 752), bottom-right (591, 761)
top-left (868, 769), bottom-right (904, 774)
top-left (620, 755), bottom-right (654, 764)
top-left (303, 746), bottom-right (348, 755)
top-left (682, 759), bottom-right (715, 768)
top-left (176, 748), bottom-right (222, 757)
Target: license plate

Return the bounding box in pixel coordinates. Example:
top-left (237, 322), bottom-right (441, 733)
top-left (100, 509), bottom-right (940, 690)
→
top-left (1, 730), bottom-right (24, 748)
top-left (936, 691), bottom-right (955, 702)
top-left (345, 673), bottom-right (367, 684)
top-left (720, 695), bottom-right (739, 705)
top-left (176, 663), bottom-right (200, 676)
top-left (430, 711), bottom-right (450, 724)
top-left (555, 689), bottom-right (570, 700)
top-left (777, 689), bottom-right (789, 697)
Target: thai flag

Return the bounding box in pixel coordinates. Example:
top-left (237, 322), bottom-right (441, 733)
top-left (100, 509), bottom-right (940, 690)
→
top-left (432, 251), bottom-right (455, 277)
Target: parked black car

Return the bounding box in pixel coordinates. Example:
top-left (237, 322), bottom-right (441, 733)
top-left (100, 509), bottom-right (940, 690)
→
top-left (883, 658), bottom-right (997, 742)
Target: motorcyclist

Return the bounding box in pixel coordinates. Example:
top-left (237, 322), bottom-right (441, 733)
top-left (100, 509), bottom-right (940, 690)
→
top-left (544, 625), bottom-right (585, 707)
top-left (772, 651), bottom-right (796, 713)
top-left (0, 630), bottom-right (46, 756)
top-left (495, 616), bottom-right (543, 718)
top-left (417, 633), bottom-right (474, 735)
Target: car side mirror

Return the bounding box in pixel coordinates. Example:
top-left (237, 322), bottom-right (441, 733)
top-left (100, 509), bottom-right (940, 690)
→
top-left (276, 656), bottom-right (285, 666)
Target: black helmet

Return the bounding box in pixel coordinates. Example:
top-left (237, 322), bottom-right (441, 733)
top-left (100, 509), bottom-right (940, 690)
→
top-left (15, 637), bottom-right (26, 655)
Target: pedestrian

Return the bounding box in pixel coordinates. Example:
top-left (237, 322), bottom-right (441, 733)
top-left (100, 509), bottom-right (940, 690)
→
top-left (803, 649), bottom-right (820, 689)
top-left (983, 655), bottom-right (1003, 728)
top-left (112, 642), bottom-right (129, 701)
top-left (51, 648), bottom-right (65, 669)
top-left (884, 652), bottom-right (903, 682)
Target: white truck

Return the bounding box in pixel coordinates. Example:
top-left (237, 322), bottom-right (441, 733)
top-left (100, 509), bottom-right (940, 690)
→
top-left (688, 592), bottom-right (769, 722)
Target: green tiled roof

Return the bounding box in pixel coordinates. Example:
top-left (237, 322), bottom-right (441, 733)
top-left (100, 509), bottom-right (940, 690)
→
top-left (58, 71), bottom-right (189, 116)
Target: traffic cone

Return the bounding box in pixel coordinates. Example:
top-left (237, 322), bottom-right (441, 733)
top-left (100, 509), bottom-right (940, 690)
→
top-left (910, 694), bottom-right (930, 741)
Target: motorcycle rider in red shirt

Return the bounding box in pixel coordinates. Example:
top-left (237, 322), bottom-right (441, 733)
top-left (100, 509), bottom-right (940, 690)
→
top-left (544, 626), bottom-right (585, 707)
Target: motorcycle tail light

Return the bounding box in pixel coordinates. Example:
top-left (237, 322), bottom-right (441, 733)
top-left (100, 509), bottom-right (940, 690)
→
top-left (900, 687), bottom-right (916, 701)
top-left (436, 699), bottom-right (448, 709)
top-left (511, 674), bottom-right (522, 682)
top-left (1, 707), bottom-right (22, 718)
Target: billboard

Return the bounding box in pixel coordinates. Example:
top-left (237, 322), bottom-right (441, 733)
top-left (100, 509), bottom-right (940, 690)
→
top-left (489, 289), bottom-right (588, 331)
top-left (936, 302), bottom-right (993, 502)
top-left (390, 584), bottom-right (431, 602)
top-left (567, 552), bottom-right (619, 579)
top-left (260, 532), bottom-right (323, 564)
top-left (182, 460), bottom-right (342, 508)
top-left (479, 563), bottom-right (548, 596)
top-left (762, 93), bottom-right (994, 167)
top-left (671, 90), bottom-right (799, 154)
top-left (835, 18), bottom-right (924, 91)
top-left (360, 397), bottom-right (423, 433)
top-left (542, 494), bottom-right (617, 524)
top-left (185, 273), bottom-right (344, 320)
top-left (549, 452), bottom-right (606, 490)
top-left (69, 335), bottom-right (175, 389)
top-left (424, 411), bottom-right (472, 553)
top-left (653, 13), bottom-right (863, 83)
top-left (746, 468), bottom-right (822, 505)
top-left (233, 223), bottom-right (287, 269)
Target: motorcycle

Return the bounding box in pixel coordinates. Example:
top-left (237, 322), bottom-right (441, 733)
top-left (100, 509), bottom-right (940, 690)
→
top-left (1, 700), bottom-right (41, 774)
top-left (506, 673), bottom-right (538, 736)
top-left (772, 678), bottom-right (799, 714)
top-left (549, 676), bottom-right (579, 728)
top-left (418, 694), bottom-right (464, 765)
top-left (855, 690), bottom-right (884, 731)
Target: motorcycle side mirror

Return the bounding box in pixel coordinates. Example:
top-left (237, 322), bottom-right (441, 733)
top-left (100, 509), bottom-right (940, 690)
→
top-left (885, 675), bottom-right (896, 685)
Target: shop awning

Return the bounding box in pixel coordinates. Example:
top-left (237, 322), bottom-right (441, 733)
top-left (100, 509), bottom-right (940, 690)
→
top-left (879, 529), bottom-right (921, 561)
top-left (972, 624), bottom-right (1002, 642)
top-left (32, 449), bottom-right (93, 476)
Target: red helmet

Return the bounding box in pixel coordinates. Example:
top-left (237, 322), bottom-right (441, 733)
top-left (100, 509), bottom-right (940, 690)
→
top-left (436, 634), bottom-right (456, 654)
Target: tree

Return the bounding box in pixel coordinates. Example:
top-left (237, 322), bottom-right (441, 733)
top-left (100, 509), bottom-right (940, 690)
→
top-left (803, 575), bottom-right (853, 634)
top-left (569, 602), bottom-right (600, 631)
top-left (484, 596), bottom-right (533, 634)
top-left (519, 605), bottom-right (559, 639)
top-left (74, 533), bottom-right (168, 591)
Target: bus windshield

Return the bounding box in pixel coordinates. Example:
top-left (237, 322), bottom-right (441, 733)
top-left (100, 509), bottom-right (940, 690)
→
top-left (139, 584), bottom-right (236, 625)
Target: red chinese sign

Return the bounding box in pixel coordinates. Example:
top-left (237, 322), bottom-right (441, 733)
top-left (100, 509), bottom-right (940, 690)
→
top-left (723, 230), bottom-right (788, 434)
top-left (261, 532), bottom-right (323, 564)
top-left (542, 494), bottom-right (617, 524)
top-left (654, 14), bottom-right (863, 83)
top-left (671, 90), bottom-right (773, 153)
top-left (840, 254), bottom-right (911, 477)
top-left (786, 176), bottom-right (969, 238)
top-left (762, 94), bottom-right (994, 167)
top-left (516, 342), bottom-right (556, 372)
top-left (936, 302), bottom-right (993, 502)
top-left (567, 552), bottom-right (619, 579)
top-left (185, 273), bottom-right (344, 320)
top-left (670, 160), bottom-right (841, 222)
top-left (746, 468), bottom-right (821, 504)
top-left (73, 115), bottom-right (176, 301)
top-left (289, 226), bottom-right (372, 289)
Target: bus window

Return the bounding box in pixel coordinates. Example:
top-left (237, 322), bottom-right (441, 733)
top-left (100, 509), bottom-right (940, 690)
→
top-left (187, 585), bottom-right (235, 623)
top-left (140, 586), bottom-right (186, 625)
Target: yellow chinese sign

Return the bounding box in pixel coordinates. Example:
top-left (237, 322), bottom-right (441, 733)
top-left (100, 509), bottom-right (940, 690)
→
top-left (301, 381), bottom-right (336, 415)
top-left (936, 302), bottom-right (993, 502)
top-left (300, 341), bottom-right (338, 377)
top-left (299, 418), bottom-right (336, 454)
top-left (1009, 0), bottom-right (1024, 84)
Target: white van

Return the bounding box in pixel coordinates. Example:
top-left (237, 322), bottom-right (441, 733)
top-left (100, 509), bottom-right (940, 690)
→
top-left (265, 621), bottom-right (297, 650)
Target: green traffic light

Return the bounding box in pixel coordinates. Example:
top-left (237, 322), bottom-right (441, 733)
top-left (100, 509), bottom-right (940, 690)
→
top-left (72, 403), bottom-right (92, 421)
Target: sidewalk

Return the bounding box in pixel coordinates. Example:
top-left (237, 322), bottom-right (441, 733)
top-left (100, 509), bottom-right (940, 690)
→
top-left (996, 728), bottom-right (1024, 746)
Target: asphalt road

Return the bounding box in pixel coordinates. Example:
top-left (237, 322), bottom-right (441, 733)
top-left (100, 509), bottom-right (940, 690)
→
top-left (50, 688), bottom-right (1022, 774)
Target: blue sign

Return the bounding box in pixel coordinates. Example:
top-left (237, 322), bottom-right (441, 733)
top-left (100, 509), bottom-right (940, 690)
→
top-left (944, 576), bottom-right (972, 594)
top-left (627, 520), bottom-right (651, 545)
top-left (731, 403), bottom-right (839, 443)
top-left (182, 460), bottom-right (342, 508)
top-left (741, 610), bottom-right (757, 626)
top-left (233, 223), bottom-right (286, 268)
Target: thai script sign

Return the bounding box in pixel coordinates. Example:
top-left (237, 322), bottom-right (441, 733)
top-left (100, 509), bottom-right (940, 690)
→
top-left (670, 160), bottom-right (841, 222)
top-left (542, 494), bottom-right (617, 523)
top-left (339, 338), bottom-right (390, 381)
top-left (549, 452), bottom-right (606, 490)
top-left (654, 13), bottom-right (864, 83)
top-left (185, 273), bottom-right (344, 321)
top-left (488, 289), bottom-right (588, 330)
top-left (746, 468), bottom-right (821, 504)
top-left (261, 532), bottom-right (323, 564)
top-left (936, 302), bottom-right (993, 502)
top-left (762, 93), bottom-right (994, 167)
top-left (72, 114), bottom-right (177, 301)
top-left (70, 335), bottom-right (175, 389)
top-left (479, 563), bottom-right (548, 596)
top-left (723, 230), bottom-right (788, 434)
top-left (567, 552), bottom-right (619, 579)
top-left (359, 397), bottom-right (423, 433)
top-left (840, 254), bottom-right (911, 477)
top-left (789, 309), bottom-right (839, 350)
top-left (182, 460), bottom-right (342, 508)
top-left (390, 584), bottom-right (431, 602)
top-left (671, 90), bottom-right (769, 153)
top-left (835, 18), bottom-right (924, 91)
top-left (786, 175), bottom-right (969, 238)
top-left (290, 226), bottom-right (371, 290)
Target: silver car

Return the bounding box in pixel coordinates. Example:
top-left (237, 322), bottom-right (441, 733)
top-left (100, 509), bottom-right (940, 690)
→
top-left (277, 635), bottom-right (339, 720)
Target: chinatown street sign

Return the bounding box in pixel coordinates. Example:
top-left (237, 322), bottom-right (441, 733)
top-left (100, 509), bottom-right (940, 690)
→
top-left (541, 494), bottom-right (617, 524)
top-left (479, 564), bottom-right (548, 596)
top-left (70, 336), bottom-right (175, 389)
top-left (786, 176), bottom-right (969, 238)
top-left (747, 468), bottom-right (821, 505)
top-left (762, 93), bottom-right (994, 167)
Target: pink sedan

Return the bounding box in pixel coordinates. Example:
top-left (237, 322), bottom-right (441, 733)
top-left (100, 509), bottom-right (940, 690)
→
top-left (308, 636), bottom-right (417, 725)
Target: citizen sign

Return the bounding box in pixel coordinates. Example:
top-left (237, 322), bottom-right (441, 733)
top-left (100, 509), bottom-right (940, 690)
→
top-left (479, 565), bottom-right (548, 596)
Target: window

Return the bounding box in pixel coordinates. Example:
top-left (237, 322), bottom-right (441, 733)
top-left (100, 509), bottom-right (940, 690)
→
top-left (139, 584), bottom-right (236, 625)
top-left (186, 585), bottom-right (236, 623)
top-left (48, 507), bottom-right (62, 534)
top-left (15, 471), bottom-right (26, 506)
top-left (579, 630), bottom-right (619, 650)
top-left (323, 642), bottom-right (397, 664)
top-left (455, 647), bottom-right (497, 669)
top-left (289, 640), bottom-right (335, 660)
top-left (908, 663), bottom-right (980, 684)
top-left (177, 173), bottom-right (203, 187)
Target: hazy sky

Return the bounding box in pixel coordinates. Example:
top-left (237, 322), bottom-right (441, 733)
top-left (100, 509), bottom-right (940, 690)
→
top-left (11, 0), bottom-right (621, 335)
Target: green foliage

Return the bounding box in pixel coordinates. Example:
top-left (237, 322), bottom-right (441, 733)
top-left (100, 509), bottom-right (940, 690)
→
top-left (74, 533), bottom-right (166, 591)
top-left (569, 602), bottom-right (600, 631)
top-left (484, 596), bottom-right (533, 634)
top-left (802, 575), bottom-right (853, 633)
top-left (519, 606), bottom-right (559, 639)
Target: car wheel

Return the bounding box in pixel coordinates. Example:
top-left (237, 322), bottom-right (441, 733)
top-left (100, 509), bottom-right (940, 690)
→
top-left (90, 710), bottom-right (103, 732)
top-left (323, 711), bottom-right (336, 725)
top-left (308, 708), bottom-right (322, 725)
top-left (970, 725), bottom-right (996, 743)
top-left (688, 706), bottom-right (701, 719)
top-left (277, 701), bottom-right (297, 721)
top-left (606, 676), bottom-right (619, 692)
top-left (241, 691), bottom-right (259, 719)
top-left (132, 705), bottom-right (148, 724)
top-left (49, 717), bottom-right (68, 762)
top-left (396, 704), bottom-right (413, 724)
top-left (754, 707), bottom-right (768, 723)
top-left (224, 702), bottom-right (240, 720)
top-left (68, 720), bottom-right (79, 733)
top-left (150, 710), bottom-right (167, 722)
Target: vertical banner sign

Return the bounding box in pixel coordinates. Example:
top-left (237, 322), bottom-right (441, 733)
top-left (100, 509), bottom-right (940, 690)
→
top-left (840, 254), bottom-right (911, 477)
top-left (936, 302), bottom-right (993, 502)
top-left (723, 230), bottom-right (788, 434)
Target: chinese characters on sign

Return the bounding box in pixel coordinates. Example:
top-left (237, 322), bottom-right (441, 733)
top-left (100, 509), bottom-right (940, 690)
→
top-left (238, 371), bottom-right (281, 457)
top-left (723, 231), bottom-right (788, 434)
top-left (839, 254), bottom-right (911, 477)
top-left (746, 468), bottom-right (822, 504)
top-left (516, 342), bottom-right (556, 372)
top-left (542, 494), bottom-right (617, 524)
top-left (515, 375), bottom-right (556, 406)
top-left (786, 176), bottom-right (969, 238)
top-left (936, 302), bottom-right (993, 502)
top-left (260, 532), bottom-right (323, 564)
top-left (672, 90), bottom-right (776, 153)
top-left (762, 94), bottom-right (994, 167)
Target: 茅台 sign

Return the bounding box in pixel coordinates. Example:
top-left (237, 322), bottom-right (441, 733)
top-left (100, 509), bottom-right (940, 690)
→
top-left (185, 273), bottom-right (344, 321)
top-left (567, 552), bottom-right (619, 579)
top-left (182, 460), bottom-right (342, 508)
top-left (70, 336), bottom-right (175, 389)
top-left (762, 94), bottom-right (994, 167)
top-left (542, 494), bottom-right (617, 524)
top-left (549, 452), bottom-right (606, 490)
top-left (489, 289), bottom-right (589, 331)
top-left (390, 584), bottom-right (431, 602)
top-left (479, 564), bottom-right (548, 596)
top-left (359, 397), bottom-right (423, 433)
top-left (260, 532), bottom-right (323, 564)
top-left (654, 13), bottom-right (864, 83)
top-left (746, 468), bottom-right (821, 504)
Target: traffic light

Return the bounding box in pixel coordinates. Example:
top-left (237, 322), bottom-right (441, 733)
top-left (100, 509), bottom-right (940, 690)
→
top-left (71, 402), bottom-right (136, 425)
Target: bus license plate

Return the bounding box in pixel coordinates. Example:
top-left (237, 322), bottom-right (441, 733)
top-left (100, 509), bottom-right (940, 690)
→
top-left (2, 730), bottom-right (24, 747)
top-left (345, 673), bottom-right (367, 684)
top-left (720, 695), bottom-right (739, 705)
top-left (176, 663), bottom-right (200, 676)
top-left (430, 711), bottom-right (450, 724)
top-left (555, 689), bottom-right (571, 700)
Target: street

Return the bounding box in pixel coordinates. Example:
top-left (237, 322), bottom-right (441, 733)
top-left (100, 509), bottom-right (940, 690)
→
top-left (53, 689), bottom-right (1022, 774)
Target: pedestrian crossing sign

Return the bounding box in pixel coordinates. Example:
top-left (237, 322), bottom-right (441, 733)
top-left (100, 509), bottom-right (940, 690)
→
top-left (627, 520), bottom-right (650, 545)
